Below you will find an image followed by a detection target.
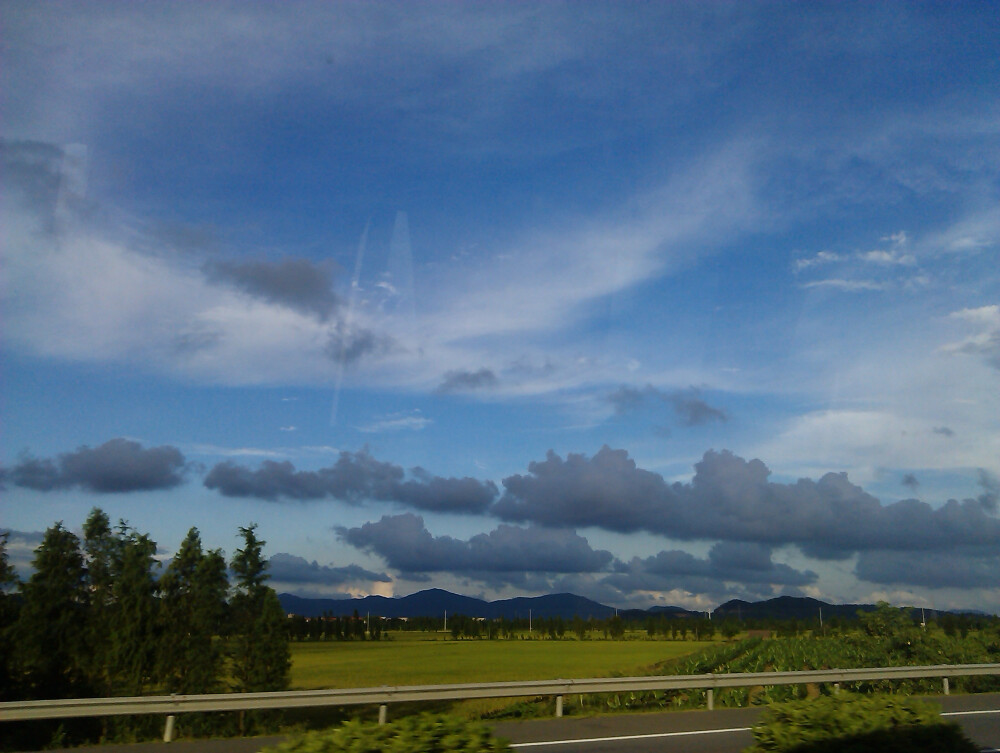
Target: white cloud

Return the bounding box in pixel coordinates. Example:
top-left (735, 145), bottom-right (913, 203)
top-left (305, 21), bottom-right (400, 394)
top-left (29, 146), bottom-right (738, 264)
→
top-left (801, 278), bottom-right (884, 292)
top-left (859, 250), bottom-right (915, 266)
top-left (358, 411), bottom-right (433, 433)
top-left (922, 207), bottom-right (1000, 254)
top-left (793, 251), bottom-right (843, 271)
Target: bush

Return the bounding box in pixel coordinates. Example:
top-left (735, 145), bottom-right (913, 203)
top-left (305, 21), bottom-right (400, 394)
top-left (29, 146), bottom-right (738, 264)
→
top-left (745, 693), bottom-right (978, 753)
top-left (261, 713), bottom-right (510, 753)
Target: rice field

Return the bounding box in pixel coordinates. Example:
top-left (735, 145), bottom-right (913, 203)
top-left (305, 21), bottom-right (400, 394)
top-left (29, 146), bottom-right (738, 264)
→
top-left (289, 632), bottom-right (718, 690)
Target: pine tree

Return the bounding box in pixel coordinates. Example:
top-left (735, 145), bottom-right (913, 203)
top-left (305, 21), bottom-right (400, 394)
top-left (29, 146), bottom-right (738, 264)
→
top-left (158, 528), bottom-right (228, 694)
top-left (0, 532), bottom-right (22, 701)
top-left (106, 523), bottom-right (160, 696)
top-left (229, 525), bottom-right (290, 694)
top-left (16, 523), bottom-right (90, 699)
top-left (83, 508), bottom-right (116, 695)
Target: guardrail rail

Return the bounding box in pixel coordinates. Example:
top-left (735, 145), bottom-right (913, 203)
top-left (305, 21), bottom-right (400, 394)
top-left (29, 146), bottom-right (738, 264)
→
top-left (2, 663), bottom-right (998, 741)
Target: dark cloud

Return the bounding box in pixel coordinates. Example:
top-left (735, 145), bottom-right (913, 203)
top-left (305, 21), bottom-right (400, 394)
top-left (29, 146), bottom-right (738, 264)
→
top-left (393, 468), bottom-right (499, 513)
top-left (606, 385), bottom-right (726, 425)
top-left (268, 553), bottom-right (391, 586)
top-left (325, 327), bottom-right (396, 365)
top-left (901, 473), bottom-right (919, 491)
top-left (204, 449), bottom-right (497, 513)
top-left (496, 446), bottom-right (668, 531)
top-left (606, 385), bottom-right (657, 415)
top-left (494, 446), bottom-right (1000, 559)
top-left (932, 426), bottom-right (955, 437)
top-left (855, 548), bottom-right (1000, 589)
top-left (975, 469), bottom-right (999, 513)
top-left (337, 513), bottom-right (613, 579)
top-left (8, 438), bottom-right (188, 493)
top-left (667, 389), bottom-right (728, 426)
top-left (437, 368), bottom-right (499, 393)
top-left (205, 258), bottom-right (340, 320)
top-left (606, 541), bottom-right (816, 596)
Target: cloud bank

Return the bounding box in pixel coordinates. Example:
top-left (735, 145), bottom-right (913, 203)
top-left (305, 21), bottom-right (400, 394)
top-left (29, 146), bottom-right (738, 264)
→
top-left (204, 449), bottom-right (497, 513)
top-left (6, 438), bottom-right (187, 493)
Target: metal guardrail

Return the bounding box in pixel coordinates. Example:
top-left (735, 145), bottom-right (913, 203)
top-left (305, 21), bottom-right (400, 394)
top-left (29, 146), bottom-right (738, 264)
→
top-left (2, 663), bottom-right (998, 740)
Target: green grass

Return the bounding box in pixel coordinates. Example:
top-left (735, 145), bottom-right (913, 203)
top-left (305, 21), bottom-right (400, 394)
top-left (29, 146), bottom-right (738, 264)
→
top-left (290, 633), bottom-right (718, 689)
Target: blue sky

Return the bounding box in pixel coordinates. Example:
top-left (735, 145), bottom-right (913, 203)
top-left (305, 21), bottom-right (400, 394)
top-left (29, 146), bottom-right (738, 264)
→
top-left (2, 1), bottom-right (999, 613)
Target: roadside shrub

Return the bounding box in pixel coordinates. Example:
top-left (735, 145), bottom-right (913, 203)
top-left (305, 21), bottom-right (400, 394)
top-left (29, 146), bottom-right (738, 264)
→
top-left (261, 713), bottom-right (510, 753)
top-left (745, 693), bottom-right (978, 753)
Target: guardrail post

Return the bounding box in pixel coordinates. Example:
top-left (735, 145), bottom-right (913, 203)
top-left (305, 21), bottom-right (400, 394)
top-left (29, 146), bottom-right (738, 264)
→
top-left (163, 715), bottom-right (175, 743)
top-left (706, 689), bottom-right (714, 710)
top-left (555, 695), bottom-right (563, 718)
top-left (943, 678), bottom-right (949, 696)
top-left (833, 683), bottom-right (840, 695)
top-left (378, 704), bottom-right (388, 725)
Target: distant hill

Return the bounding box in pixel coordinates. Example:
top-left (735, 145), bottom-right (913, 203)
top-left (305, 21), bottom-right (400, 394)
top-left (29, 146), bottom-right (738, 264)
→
top-left (278, 589), bottom-right (619, 620)
top-left (711, 596), bottom-right (962, 622)
top-left (712, 595), bottom-right (876, 621)
top-left (279, 590), bottom-right (974, 622)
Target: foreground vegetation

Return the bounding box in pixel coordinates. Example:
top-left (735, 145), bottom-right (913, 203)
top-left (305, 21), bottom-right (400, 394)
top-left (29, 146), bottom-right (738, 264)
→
top-left (746, 694), bottom-right (978, 753)
top-left (262, 714), bottom-right (510, 753)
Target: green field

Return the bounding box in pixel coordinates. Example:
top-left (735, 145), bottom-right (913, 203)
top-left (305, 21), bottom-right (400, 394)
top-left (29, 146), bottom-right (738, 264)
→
top-left (290, 632), bottom-right (718, 689)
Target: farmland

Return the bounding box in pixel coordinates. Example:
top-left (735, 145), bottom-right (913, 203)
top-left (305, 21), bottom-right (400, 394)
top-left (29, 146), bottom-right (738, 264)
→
top-left (290, 632), bottom-right (718, 689)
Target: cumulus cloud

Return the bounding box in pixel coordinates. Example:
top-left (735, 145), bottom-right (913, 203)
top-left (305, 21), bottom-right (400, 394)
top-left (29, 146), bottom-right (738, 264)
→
top-left (7, 438), bottom-right (188, 493)
top-left (337, 513), bottom-right (613, 579)
top-left (607, 541), bottom-right (817, 596)
top-left (855, 549), bottom-right (1000, 589)
top-left (437, 368), bottom-right (499, 393)
top-left (901, 473), bottom-right (919, 491)
top-left (268, 553), bottom-right (391, 586)
top-left (493, 446), bottom-right (1000, 558)
top-left (204, 258), bottom-right (340, 321)
top-left (204, 449), bottom-right (497, 513)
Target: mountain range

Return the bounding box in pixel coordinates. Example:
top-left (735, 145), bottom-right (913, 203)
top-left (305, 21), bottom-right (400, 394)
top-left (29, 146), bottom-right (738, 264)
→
top-left (278, 589), bottom-right (903, 622)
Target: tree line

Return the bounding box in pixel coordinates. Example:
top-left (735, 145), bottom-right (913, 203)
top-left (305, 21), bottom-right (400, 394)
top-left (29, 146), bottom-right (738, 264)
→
top-left (0, 509), bottom-right (290, 747)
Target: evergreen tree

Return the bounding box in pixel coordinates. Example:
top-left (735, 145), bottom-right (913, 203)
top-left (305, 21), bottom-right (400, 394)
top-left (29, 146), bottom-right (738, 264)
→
top-left (106, 523), bottom-right (160, 696)
top-left (83, 508), bottom-right (116, 695)
top-left (159, 528), bottom-right (228, 694)
top-left (16, 523), bottom-right (90, 699)
top-left (229, 525), bottom-right (290, 694)
top-left (0, 532), bottom-right (22, 701)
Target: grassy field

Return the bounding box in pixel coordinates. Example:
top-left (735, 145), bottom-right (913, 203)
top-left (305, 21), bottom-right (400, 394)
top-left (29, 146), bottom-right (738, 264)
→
top-left (290, 632), bottom-right (718, 689)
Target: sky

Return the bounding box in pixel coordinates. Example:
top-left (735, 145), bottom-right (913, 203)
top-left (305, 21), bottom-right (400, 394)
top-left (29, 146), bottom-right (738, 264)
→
top-left (2, 1), bottom-right (999, 614)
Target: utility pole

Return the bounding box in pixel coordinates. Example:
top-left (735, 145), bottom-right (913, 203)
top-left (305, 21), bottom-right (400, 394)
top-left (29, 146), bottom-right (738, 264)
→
top-left (529, 609), bottom-right (532, 633)
top-left (444, 610), bottom-right (447, 632)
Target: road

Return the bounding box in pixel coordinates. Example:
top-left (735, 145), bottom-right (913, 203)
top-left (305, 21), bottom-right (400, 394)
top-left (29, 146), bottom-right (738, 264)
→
top-left (491, 693), bottom-right (1000, 753)
top-left (27, 693), bottom-right (1000, 753)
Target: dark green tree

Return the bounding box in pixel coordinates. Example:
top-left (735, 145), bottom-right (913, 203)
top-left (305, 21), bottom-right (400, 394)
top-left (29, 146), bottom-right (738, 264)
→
top-left (82, 508), bottom-right (117, 695)
top-left (0, 532), bottom-right (22, 701)
top-left (229, 525), bottom-right (290, 694)
top-left (106, 523), bottom-right (160, 697)
top-left (608, 615), bottom-right (625, 639)
top-left (16, 523), bottom-right (90, 699)
top-left (158, 528), bottom-right (228, 694)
